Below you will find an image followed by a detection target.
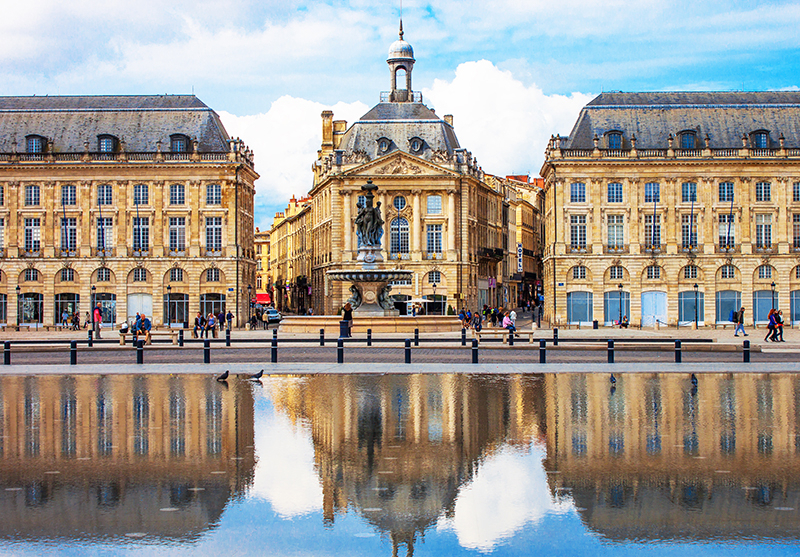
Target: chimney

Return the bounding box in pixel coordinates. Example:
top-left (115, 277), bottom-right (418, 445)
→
top-left (333, 120), bottom-right (347, 149)
top-left (444, 114), bottom-right (454, 126)
top-left (321, 111), bottom-right (334, 151)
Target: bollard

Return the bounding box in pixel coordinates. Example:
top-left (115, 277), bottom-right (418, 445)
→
top-left (337, 338), bottom-right (344, 364)
top-left (405, 339), bottom-right (411, 364)
top-left (461, 328), bottom-right (467, 346)
top-left (273, 328), bottom-right (278, 341)
top-left (367, 329), bottom-right (372, 347)
top-left (320, 328), bottom-right (325, 347)
top-left (674, 340), bottom-right (682, 363)
top-left (593, 320), bottom-right (599, 330)
top-left (414, 328), bottom-right (419, 347)
top-left (339, 320), bottom-right (349, 339)
top-left (539, 339), bottom-right (547, 364)
top-left (608, 340), bottom-right (615, 364)
top-left (553, 328), bottom-right (559, 346)
top-left (204, 339), bottom-right (211, 364)
top-left (743, 339), bottom-right (750, 363)
top-left (88, 329), bottom-right (93, 348)
top-left (70, 341), bottom-right (77, 365)
top-left (226, 328), bottom-right (231, 347)
top-left (179, 329), bottom-right (184, 347)
top-left (472, 339), bottom-right (479, 364)
top-left (3, 341), bottom-right (9, 365)
top-left (508, 330), bottom-right (514, 346)
top-left (137, 340), bottom-right (144, 364)
top-left (271, 334), bottom-right (278, 363)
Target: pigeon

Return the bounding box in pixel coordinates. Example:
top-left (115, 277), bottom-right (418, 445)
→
top-left (249, 369), bottom-right (264, 380)
top-left (216, 370), bottom-right (229, 382)
top-left (610, 373), bottom-right (616, 385)
top-left (691, 373), bottom-right (698, 387)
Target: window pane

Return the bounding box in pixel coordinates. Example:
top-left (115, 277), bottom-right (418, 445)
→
top-left (681, 182), bottom-right (697, 202)
top-left (644, 183), bottom-right (660, 203)
top-left (607, 183), bottom-right (623, 203)
top-left (570, 183), bottom-right (586, 203)
top-left (427, 195), bottom-right (442, 214)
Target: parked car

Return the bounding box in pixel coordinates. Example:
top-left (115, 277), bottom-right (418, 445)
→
top-left (265, 308), bottom-right (282, 323)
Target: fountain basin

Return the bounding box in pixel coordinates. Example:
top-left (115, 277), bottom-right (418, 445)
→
top-left (327, 269), bottom-right (414, 316)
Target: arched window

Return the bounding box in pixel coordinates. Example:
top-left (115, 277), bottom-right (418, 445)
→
top-left (609, 265), bottom-right (624, 280)
top-left (683, 265), bottom-right (698, 279)
top-left (390, 217), bottom-right (409, 254)
top-left (752, 131), bottom-right (770, 149)
top-left (757, 265), bottom-right (773, 279)
top-left (720, 265), bottom-right (736, 280)
top-left (646, 265), bottom-right (661, 279)
top-left (572, 266), bottom-right (587, 280)
top-left (170, 134), bottom-right (190, 153)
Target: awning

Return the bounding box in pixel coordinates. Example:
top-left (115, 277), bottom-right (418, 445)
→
top-left (256, 293), bottom-right (271, 303)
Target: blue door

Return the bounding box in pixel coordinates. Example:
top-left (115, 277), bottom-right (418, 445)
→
top-left (641, 291), bottom-right (667, 327)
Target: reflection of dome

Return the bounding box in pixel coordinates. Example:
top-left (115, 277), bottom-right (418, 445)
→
top-left (388, 39), bottom-right (414, 61)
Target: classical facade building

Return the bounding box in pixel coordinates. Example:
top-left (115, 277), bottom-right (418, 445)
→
top-left (541, 92), bottom-right (800, 327)
top-left (0, 95), bottom-right (257, 328)
top-left (268, 196), bottom-right (312, 313)
top-left (254, 227), bottom-right (271, 306)
top-left (305, 25), bottom-right (508, 316)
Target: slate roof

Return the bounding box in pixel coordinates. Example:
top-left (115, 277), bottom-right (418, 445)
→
top-left (337, 102), bottom-right (460, 160)
top-left (563, 92), bottom-right (800, 150)
top-left (0, 95), bottom-right (231, 152)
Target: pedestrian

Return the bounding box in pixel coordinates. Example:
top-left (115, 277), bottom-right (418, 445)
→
top-left (490, 307), bottom-right (498, 327)
top-left (261, 310), bottom-right (269, 330)
top-left (138, 313), bottom-right (152, 344)
top-left (206, 313), bottom-right (217, 338)
top-left (775, 310), bottom-right (785, 342)
top-left (509, 309), bottom-right (517, 327)
top-left (133, 313), bottom-right (142, 344)
top-left (765, 309), bottom-right (778, 342)
top-left (72, 311), bottom-right (80, 331)
top-left (733, 306), bottom-right (747, 337)
top-left (472, 309), bottom-right (483, 332)
top-left (193, 312), bottom-right (205, 338)
top-left (342, 302), bottom-right (353, 338)
top-left (620, 315), bottom-right (629, 328)
top-left (217, 310), bottom-right (225, 332)
top-left (61, 310), bottom-right (69, 328)
top-left (93, 303), bottom-right (103, 339)
top-left (84, 311), bottom-right (90, 329)
top-left (226, 310), bottom-right (234, 330)
top-left (458, 308), bottom-right (466, 327)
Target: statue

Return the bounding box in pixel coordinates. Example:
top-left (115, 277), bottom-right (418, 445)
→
top-left (378, 284), bottom-right (394, 311)
top-left (354, 180), bottom-right (384, 249)
top-left (346, 284), bottom-right (362, 310)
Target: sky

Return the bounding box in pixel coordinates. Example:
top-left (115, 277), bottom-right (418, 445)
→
top-left (3, 1), bottom-right (800, 230)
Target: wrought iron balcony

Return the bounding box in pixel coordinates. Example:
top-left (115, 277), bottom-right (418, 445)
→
top-left (644, 244), bottom-right (662, 253)
top-left (205, 249), bottom-right (223, 257)
top-left (604, 244), bottom-right (628, 254)
top-left (94, 248), bottom-right (115, 257)
top-left (58, 249), bottom-right (78, 257)
top-left (716, 243), bottom-right (739, 254)
top-left (168, 249), bottom-right (186, 257)
top-left (755, 243), bottom-right (776, 253)
top-left (20, 249), bottom-right (41, 258)
top-left (129, 248), bottom-right (150, 257)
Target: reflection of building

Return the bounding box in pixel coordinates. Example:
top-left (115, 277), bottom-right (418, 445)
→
top-left (542, 92), bottom-right (800, 327)
top-left (269, 196), bottom-right (311, 313)
top-left (255, 227), bottom-right (271, 306)
top-left (0, 374), bottom-right (255, 540)
top-left (0, 96), bottom-right (258, 328)
top-left (271, 374), bottom-right (544, 555)
top-left (543, 373), bottom-right (800, 540)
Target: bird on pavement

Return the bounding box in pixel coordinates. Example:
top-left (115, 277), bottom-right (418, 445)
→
top-left (610, 373), bottom-right (616, 385)
top-left (216, 370), bottom-right (229, 382)
top-left (691, 373), bottom-right (698, 387)
top-left (249, 369), bottom-right (264, 380)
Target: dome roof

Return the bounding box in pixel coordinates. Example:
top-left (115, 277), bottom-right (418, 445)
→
top-left (388, 21), bottom-right (414, 61)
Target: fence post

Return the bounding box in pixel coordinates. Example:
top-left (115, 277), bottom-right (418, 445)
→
top-left (271, 334), bottom-right (278, 363)
top-left (472, 339), bottom-right (479, 364)
top-left (461, 328), bottom-right (466, 346)
top-left (179, 329), bottom-right (184, 347)
top-left (414, 328), bottom-right (419, 347)
top-left (137, 340), bottom-right (144, 364)
top-left (204, 339), bottom-right (211, 364)
top-left (3, 341), bottom-right (9, 365)
top-left (226, 328), bottom-right (231, 347)
top-left (607, 340), bottom-right (614, 364)
top-left (337, 338), bottom-right (344, 364)
top-left (539, 339), bottom-right (546, 364)
top-left (88, 329), bottom-right (93, 348)
top-left (674, 340), bottom-right (682, 363)
top-left (320, 328), bottom-right (325, 347)
top-left (553, 328), bottom-right (559, 346)
top-left (405, 339), bottom-right (411, 364)
top-left (70, 341), bottom-right (77, 365)
top-left (743, 339), bottom-right (750, 363)
top-left (367, 329), bottom-right (372, 347)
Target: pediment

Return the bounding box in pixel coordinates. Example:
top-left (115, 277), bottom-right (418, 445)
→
top-left (344, 152), bottom-right (457, 178)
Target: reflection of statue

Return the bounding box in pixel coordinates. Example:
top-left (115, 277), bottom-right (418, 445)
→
top-left (346, 285), bottom-right (362, 309)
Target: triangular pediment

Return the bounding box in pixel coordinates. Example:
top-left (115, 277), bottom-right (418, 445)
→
top-left (344, 152), bottom-right (458, 178)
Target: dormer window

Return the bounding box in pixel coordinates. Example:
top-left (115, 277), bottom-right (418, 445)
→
top-left (680, 131), bottom-right (697, 149)
top-left (409, 137), bottom-right (424, 153)
top-left (606, 132), bottom-right (622, 150)
top-left (170, 134), bottom-right (190, 153)
top-left (752, 131), bottom-right (769, 149)
top-left (98, 135), bottom-right (118, 153)
top-left (26, 135), bottom-right (45, 153)
top-left (377, 137), bottom-right (391, 154)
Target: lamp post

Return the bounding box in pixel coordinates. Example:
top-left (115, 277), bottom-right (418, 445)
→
top-left (15, 284), bottom-right (20, 331)
top-left (693, 283), bottom-right (699, 328)
top-left (247, 284), bottom-right (252, 325)
top-left (617, 283), bottom-right (623, 325)
top-left (166, 284), bottom-right (172, 328)
top-left (771, 281), bottom-right (776, 310)
top-left (91, 284), bottom-right (96, 325)
top-left (432, 282), bottom-right (437, 315)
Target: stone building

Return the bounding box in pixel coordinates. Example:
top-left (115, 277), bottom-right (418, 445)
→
top-left (541, 92), bottom-right (800, 327)
top-left (268, 196), bottom-right (312, 313)
top-left (0, 95), bottom-right (257, 328)
top-left (305, 24), bottom-right (507, 316)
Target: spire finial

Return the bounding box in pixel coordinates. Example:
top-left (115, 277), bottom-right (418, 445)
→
top-left (399, 19), bottom-right (403, 40)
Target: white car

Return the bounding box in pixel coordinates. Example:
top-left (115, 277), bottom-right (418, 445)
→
top-left (265, 308), bottom-right (282, 323)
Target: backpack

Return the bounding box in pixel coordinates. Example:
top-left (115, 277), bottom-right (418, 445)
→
top-left (729, 309), bottom-right (735, 322)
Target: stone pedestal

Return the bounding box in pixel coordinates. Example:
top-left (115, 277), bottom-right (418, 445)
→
top-left (354, 280), bottom-right (398, 316)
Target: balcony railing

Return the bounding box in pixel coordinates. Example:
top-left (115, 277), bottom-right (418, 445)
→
top-left (168, 249), bottom-right (187, 257)
top-left (0, 149), bottom-right (254, 169)
top-left (755, 243), bottom-right (776, 253)
top-left (94, 248), bottom-right (115, 257)
top-left (644, 244), bottom-right (662, 253)
top-left (604, 244), bottom-right (628, 254)
top-left (205, 249), bottom-right (223, 257)
top-left (425, 252), bottom-right (443, 260)
top-left (20, 249), bottom-right (41, 258)
top-left (129, 248), bottom-right (150, 257)
top-left (569, 245), bottom-right (588, 253)
top-left (680, 243), bottom-right (699, 253)
top-left (389, 253), bottom-right (411, 260)
top-left (58, 249), bottom-right (78, 257)
top-left (716, 244), bottom-right (739, 254)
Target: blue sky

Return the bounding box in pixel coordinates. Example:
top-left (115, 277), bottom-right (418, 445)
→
top-left (3, 1), bottom-right (800, 229)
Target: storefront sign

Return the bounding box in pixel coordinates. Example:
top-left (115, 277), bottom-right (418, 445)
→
top-left (517, 243), bottom-right (523, 273)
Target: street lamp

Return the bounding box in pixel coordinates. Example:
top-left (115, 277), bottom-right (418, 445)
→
top-left (15, 284), bottom-right (20, 331)
top-left (693, 283), bottom-right (699, 328)
top-left (166, 284), bottom-right (172, 328)
top-left (771, 281), bottom-right (776, 310)
top-left (432, 282), bottom-right (437, 315)
top-left (91, 285), bottom-right (96, 326)
top-left (247, 284), bottom-right (252, 325)
top-left (617, 283), bottom-right (623, 326)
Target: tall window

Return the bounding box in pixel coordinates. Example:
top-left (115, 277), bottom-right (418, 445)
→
top-left (25, 185), bottom-right (40, 206)
top-left (758, 265), bottom-right (772, 279)
top-left (60, 268), bottom-right (74, 282)
top-left (794, 214), bottom-right (800, 249)
top-left (206, 268), bottom-right (220, 282)
top-left (570, 182), bottom-right (586, 203)
top-left (24, 268), bottom-right (39, 281)
top-left (570, 215), bottom-right (586, 248)
top-left (427, 195), bottom-right (442, 214)
top-left (606, 132), bottom-right (622, 150)
top-left (645, 214), bottom-right (661, 247)
top-left (607, 215), bottom-right (624, 248)
top-left (681, 182), bottom-right (697, 202)
top-left (96, 268), bottom-right (111, 282)
top-left (390, 217), bottom-right (410, 253)
top-left (428, 270), bottom-right (441, 284)
top-left (206, 217), bottom-right (223, 251)
top-left (684, 265), bottom-right (698, 279)
top-left (719, 214), bottom-right (735, 247)
top-left (681, 214), bottom-right (697, 248)
top-left (720, 265), bottom-right (736, 279)
top-left (96, 217), bottom-right (113, 250)
top-left (794, 182), bottom-right (800, 203)
top-left (169, 184), bottom-right (185, 205)
top-left (680, 132), bottom-right (696, 150)
top-left (0, 218), bottom-right (5, 250)
top-left (756, 181), bottom-right (771, 202)
top-left (61, 218), bottom-right (77, 252)
top-left (0, 185), bottom-right (5, 205)
top-left (572, 266), bottom-right (587, 279)
top-left (206, 184), bottom-right (222, 205)
top-left (96, 184), bottom-right (112, 205)
top-left (169, 268), bottom-right (184, 282)
top-left (753, 132), bottom-right (769, 149)
top-left (426, 224), bottom-right (442, 253)
top-left (169, 217), bottom-right (186, 252)
top-left (133, 217), bottom-right (149, 251)
top-left (719, 182), bottom-right (734, 202)
top-left (24, 218), bottom-right (41, 251)
top-left (607, 182), bottom-right (623, 203)
top-left (61, 185), bottom-right (76, 206)
top-left (133, 184), bottom-right (149, 205)
top-left (26, 136), bottom-right (43, 153)
top-left (644, 182), bottom-right (660, 203)
top-left (609, 266), bottom-right (624, 280)
top-left (133, 268), bottom-right (147, 282)
top-left (756, 214), bottom-right (772, 248)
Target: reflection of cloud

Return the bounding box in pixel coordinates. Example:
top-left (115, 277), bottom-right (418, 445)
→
top-left (250, 402), bottom-right (323, 518)
top-left (439, 444), bottom-right (569, 552)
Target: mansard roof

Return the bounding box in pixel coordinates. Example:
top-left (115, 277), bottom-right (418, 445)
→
top-left (0, 95), bottom-right (231, 152)
top-left (564, 91), bottom-right (800, 150)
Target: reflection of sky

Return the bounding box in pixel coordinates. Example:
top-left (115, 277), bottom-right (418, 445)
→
top-left (4, 379), bottom-right (800, 556)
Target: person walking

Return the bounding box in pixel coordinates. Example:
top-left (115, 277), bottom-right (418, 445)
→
top-left (84, 311), bottom-right (90, 329)
top-left (226, 310), bottom-right (234, 330)
top-left (217, 311), bottom-right (225, 332)
top-left (775, 310), bottom-right (786, 342)
top-left (733, 306), bottom-right (748, 337)
top-left (93, 303), bottom-right (103, 339)
top-left (342, 302), bottom-right (353, 338)
top-left (765, 309), bottom-right (778, 342)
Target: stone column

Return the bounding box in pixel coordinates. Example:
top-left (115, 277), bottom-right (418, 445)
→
top-left (447, 189), bottom-right (456, 258)
top-left (412, 189), bottom-right (421, 256)
top-left (342, 191), bottom-right (351, 256)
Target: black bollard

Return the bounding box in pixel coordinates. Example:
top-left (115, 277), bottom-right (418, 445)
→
top-left (674, 340), bottom-right (682, 363)
top-left (178, 329), bottom-right (184, 347)
top-left (608, 340), bottom-right (615, 364)
top-left (472, 339), bottom-right (479, 364)
top-left (273, 328), bottom-right (278, 341)
top-left (553, 328), bottom-right (559, 346)
top-left (3, 341), bottom-right (9, 365)
top-left (70, 341), bottom-right (77, 365)
top-left (339, 320), bottom-right (349, 339)
top-left (204, 339), bottom-right (211, 363)
top-left (226, 328), bottom-right (231, 347)
top-left (461, 328), bottom-right (466, 346)
top-left (539, 339), bottom-right (547, 364)
top-left (414, 328), bottom-right (419, 347)
top-left (137, 340), bottom-right (144, 364)
top-left (508, 330), bottom-right (515, 346)
top-left (743, 339), bottom-right (750, 363)
top-left (367, 329), bottom-right (372, 347)
top-left (337, 338), bottom-right (344, 364)
top-left (271, 334), bottom-right (278, 363)
top-left (88, 329), bottom-right (93, 347)
top-left (320, 328), bottom-right (325, 347)
top-left (405, 339), bottom-right (411, 364)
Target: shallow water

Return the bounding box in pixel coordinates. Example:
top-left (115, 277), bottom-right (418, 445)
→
top-left (0, 372), bottom-right (798, 556)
